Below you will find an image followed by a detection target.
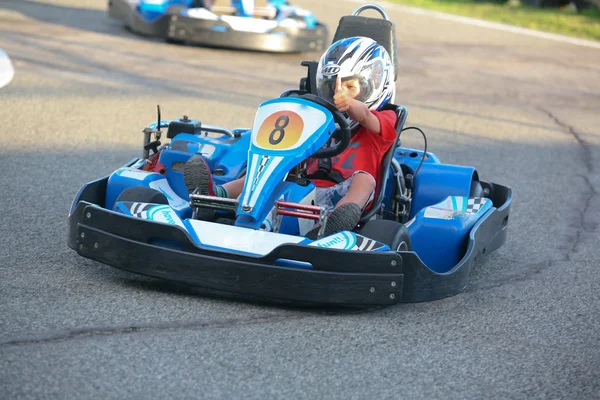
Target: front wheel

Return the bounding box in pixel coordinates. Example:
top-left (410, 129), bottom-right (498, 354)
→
top-left (115, 186), bottom-right (169, 205)
top-left (357, 219), bottom-right (411, 251)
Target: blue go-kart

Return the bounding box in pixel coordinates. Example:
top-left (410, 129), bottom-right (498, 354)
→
top-left (69, 5), bottom-right (511, 305)
top-left (108, 0), bottom-right (328, 53)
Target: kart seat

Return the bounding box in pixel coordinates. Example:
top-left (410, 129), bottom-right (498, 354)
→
top-left (359, 102), bottom-right (407, 225)
top-left (332, 4), bottom-right (398, 80)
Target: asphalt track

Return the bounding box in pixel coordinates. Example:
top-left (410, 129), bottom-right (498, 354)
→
top-left (1, 0), bottom-right (599, 398)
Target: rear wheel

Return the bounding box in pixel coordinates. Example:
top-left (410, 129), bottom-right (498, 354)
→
top-left (470, 179), bottom-right (487, 198)
top-left (357, 219), bottom-right (411, 251)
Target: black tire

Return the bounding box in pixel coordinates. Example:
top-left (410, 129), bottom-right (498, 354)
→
top-left (115, 186), bottom-right (169, 205)
top-left (357, 219), bottom-right (412, 251)
top-left (470, 179), bottom-right (487, 198)
top-left (165, 37), bottom-right (185, 45)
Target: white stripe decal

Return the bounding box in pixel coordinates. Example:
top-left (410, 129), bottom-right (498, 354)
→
top-left (0, 49), bottom-right (14, 89)
top-left (242, 153), bottom-right (260, 207)
top-left (356, 237), bottom-right (366, 251)
top-left (248, 156), bottom-right (283, 207)
top-left (365, 240), bottom-right (376, 252)
top-left (350, 0), bottom-right (600, 50)
top-left (132, 202), bottom-right (143, 215)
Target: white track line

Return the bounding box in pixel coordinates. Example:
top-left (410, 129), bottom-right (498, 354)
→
top-left (0, 49), bottom-right (15, 89)
top-left (350, 0), bottom-right (600, 50)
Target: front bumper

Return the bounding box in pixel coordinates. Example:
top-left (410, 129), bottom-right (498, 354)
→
top-left (68, 171), bottom-right (511, 305)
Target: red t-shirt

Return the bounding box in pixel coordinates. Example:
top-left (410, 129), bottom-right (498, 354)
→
top-left (306, 109), bottom-right (398, 189)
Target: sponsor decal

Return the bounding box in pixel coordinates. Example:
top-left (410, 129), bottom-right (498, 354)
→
top-left (423, 196), bottom-right (490, 219)
top-left (197, 143), bottom-right (216, 158)
top-left (312, 232), bottom-right (356, 250)
top-left (128, 202), bottom-right (153, 218)
top-left (315, 235), bottom-right (344, 248)
top-left (147, 205), bottom-right (184, 227)
top-left (423, 207), bottom-right (455, 220)
top-left (465, 197), bottom-right (486, 214)
top-left (116, 168), bottom-right (152, 181)
top-left (160, 210), bottom-right (176, 225)
top-left (354, 235), bottom-right (385, 251)
top-left (314, 233), bottom-right (385, 252)
top-left (148, 180), bottom-right (188, 210)
top-left (321, 64), bottom-right (340, 77)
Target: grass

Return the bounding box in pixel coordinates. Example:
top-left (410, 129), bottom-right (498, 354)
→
top-left (389, 0), bottom-right (600, 40)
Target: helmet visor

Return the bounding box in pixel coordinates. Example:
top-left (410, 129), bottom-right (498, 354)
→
top-left (316, 78), bottom-right (336, 104)
top-left (316, 75), bottom-right (372, 105)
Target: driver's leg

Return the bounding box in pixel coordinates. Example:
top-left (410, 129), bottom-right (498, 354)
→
top-left (307, 171), bottom-right (375, 239)
top-left (334, 171), bottom-right (375, 211)
top-left (223, 177), bottom-right (246, 199)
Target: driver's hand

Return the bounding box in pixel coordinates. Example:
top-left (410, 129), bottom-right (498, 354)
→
top-left (333, 76), bottom-right (351, 113)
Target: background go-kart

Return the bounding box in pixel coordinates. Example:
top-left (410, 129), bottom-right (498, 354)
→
top-left (0, 0), bottom-right (599, 398)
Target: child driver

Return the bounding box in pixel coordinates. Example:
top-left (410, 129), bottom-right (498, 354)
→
top-left (184, 36), bottom-right (397, 238)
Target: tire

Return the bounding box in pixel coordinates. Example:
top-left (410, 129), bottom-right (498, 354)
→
top-left (165, 37), bottom-right (185, 45)
top-left (357, 219), bottom-right (412, 251)
top-left (115, 186), bottom-right (169, 205)
top-left (470, 179), bottom-right (486, 198)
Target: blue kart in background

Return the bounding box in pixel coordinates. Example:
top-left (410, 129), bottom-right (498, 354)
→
top-left (69, 4), bottom-right (511, 305)
top-left (108, 0), bottom-right (329, 52)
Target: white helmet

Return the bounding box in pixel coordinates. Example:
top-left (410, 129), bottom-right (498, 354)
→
top-left (316, 36), bottom-right (395, 113)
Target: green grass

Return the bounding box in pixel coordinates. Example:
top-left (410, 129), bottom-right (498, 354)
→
top-left (390, 0), bottom-right (600, 40)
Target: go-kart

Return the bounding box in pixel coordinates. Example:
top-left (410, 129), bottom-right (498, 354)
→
top-left (108, 0), bottom-right (329, 53)
top-left (69, 4), bottom-right (511, 305)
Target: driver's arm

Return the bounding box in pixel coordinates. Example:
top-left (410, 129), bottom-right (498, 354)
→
top-left (332, 78), bottom-right (382, 134)
top-left (344, 99), bottom-right (381, 134)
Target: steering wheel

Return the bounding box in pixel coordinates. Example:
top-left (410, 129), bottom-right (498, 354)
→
top-left (283, 92), bottom-right (351, 159)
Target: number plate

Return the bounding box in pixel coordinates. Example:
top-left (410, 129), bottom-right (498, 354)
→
top-left (251, 98), bottom-right (330, 153)
top-left (255, 110), bottom-right (304, 150)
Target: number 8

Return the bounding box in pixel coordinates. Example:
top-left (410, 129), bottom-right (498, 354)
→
top-left (269, 115), bottom-right (289, 145)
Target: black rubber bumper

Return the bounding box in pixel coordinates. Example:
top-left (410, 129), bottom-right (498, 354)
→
top-left (67, 167), bottom-right (511, 305)
top-left (68, 177), bottom-right (404, 306)
top-left (166, 15), bottom-right (329, 53)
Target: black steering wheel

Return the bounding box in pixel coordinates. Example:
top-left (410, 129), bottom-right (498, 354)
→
top-left (282, 92), bottom-right (351, 159)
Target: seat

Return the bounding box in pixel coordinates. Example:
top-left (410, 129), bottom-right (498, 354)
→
top-left (332, 4), bottom-right (398, 79)
top-left (359, 103), bottom-right (407, 224)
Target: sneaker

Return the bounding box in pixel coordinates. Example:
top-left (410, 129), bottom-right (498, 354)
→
top-left (306, 203), bottom-right (362, 240)
top-left (183, 155), bottom-right (216, 220)
top-left (184, 155), bottom-right (216, 196)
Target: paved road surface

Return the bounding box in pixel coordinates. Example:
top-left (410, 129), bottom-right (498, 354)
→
top-left (1, 0), bottom-right (599, 398)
